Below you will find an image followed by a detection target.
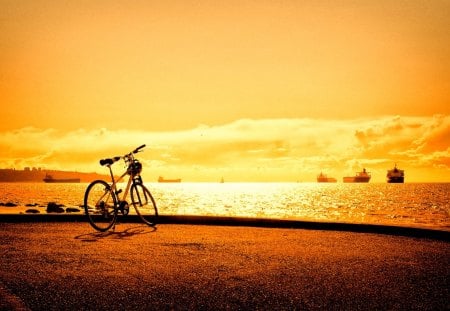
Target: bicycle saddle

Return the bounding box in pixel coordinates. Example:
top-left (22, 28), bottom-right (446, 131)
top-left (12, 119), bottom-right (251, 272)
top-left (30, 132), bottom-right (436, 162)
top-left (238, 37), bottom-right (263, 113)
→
top-left (100, 156), bottom-right (120, 166)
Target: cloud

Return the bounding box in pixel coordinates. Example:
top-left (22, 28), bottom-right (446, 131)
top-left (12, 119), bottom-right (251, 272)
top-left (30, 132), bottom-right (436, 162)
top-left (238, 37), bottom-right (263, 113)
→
top-left (0, 115), bottom-right (449, 181)
top-left (353, 115), bottom-right (450, 164)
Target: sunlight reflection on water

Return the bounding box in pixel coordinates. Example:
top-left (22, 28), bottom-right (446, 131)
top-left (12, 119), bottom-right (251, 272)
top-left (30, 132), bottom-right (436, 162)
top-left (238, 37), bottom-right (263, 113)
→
top-left (0, 182), bottom-right (449, 230)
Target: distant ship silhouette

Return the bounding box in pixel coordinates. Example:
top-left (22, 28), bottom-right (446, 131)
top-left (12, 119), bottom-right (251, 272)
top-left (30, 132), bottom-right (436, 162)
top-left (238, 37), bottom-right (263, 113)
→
top-left (387, 164), bottom-right (405, 183)
top-left (43, 174), bottom-right (80, 183)
top-left (158, 176), bottom-right (181, 183)
top-left (317, 172), bottom-right (337, 183)
top-left (343, 168), bottom-right (371, 183)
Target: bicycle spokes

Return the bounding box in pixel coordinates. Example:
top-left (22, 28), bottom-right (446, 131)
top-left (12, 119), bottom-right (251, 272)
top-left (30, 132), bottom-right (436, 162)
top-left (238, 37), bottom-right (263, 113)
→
top-left (130, 183), bottom-right (158, 226)
top-left (84, 180), bottom-right (118, 232)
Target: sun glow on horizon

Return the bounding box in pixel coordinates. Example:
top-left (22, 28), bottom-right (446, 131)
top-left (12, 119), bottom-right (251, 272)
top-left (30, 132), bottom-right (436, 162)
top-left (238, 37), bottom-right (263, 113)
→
top-left (0, 116), bottom-right (448, 182)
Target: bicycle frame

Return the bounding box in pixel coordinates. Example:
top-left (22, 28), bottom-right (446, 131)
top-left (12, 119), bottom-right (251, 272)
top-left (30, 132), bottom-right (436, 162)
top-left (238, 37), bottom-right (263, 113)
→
top-left (104, 155), bottom-right (142, 205)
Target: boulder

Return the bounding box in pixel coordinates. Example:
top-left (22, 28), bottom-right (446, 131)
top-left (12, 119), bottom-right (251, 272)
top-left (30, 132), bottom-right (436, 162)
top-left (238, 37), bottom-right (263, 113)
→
top-left (66, 207), bottom-right (81, 213)
top-left (25, 209), bottom-right (40, 214)
top-left (46, 202), bottom-right (65, 213)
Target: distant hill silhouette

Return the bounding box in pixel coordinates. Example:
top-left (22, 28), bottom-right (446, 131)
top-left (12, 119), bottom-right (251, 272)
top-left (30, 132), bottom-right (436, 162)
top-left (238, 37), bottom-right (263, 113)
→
top-left (0, 168), bottom-right (110, 182)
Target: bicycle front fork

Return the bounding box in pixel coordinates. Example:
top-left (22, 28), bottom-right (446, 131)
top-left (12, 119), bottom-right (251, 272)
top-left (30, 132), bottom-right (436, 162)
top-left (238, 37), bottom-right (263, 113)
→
top-left (133, 175), bottom-right (143, 185)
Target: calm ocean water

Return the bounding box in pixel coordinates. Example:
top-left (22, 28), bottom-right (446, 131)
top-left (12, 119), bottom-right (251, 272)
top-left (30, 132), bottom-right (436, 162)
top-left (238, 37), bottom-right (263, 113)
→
top-left (0, 182), bottom-right (449, 231)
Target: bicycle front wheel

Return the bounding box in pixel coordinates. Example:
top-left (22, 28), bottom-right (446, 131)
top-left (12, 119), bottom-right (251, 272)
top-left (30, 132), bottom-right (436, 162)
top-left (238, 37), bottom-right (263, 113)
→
top-left (130, 183), bottom-right (158, 226)
top-left (84, 180), bottom-right (118, 231)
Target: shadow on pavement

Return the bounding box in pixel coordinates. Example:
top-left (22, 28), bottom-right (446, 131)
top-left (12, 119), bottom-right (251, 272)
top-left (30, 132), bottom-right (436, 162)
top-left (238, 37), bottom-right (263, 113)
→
top-left (74, 224), bottom-right (157, 242)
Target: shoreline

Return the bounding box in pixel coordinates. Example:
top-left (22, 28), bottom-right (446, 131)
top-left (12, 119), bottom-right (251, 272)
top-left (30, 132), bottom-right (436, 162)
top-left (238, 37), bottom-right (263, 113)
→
top-left (1, 183), bottom-right (449, 233)
top-left (1, 213), bottom-right (449, 241)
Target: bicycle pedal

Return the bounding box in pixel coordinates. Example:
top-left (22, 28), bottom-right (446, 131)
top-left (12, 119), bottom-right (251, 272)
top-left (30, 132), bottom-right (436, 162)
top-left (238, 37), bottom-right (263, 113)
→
top-left (118, 201), bottom-right (129, 215)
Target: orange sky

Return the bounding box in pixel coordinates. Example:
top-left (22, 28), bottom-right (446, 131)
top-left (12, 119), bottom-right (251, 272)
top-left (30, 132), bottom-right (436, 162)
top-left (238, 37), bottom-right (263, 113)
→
top-left (0, 0), bottom-right (449, 182)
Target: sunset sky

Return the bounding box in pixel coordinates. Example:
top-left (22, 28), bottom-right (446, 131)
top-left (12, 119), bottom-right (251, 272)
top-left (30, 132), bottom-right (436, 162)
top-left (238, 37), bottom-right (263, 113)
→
top-left (1, 0), bottom-right (449, 182)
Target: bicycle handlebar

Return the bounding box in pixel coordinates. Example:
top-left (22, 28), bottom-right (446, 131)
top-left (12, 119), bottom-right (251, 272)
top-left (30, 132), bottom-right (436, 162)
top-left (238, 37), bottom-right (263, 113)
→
top-left (99, 145), bottom-right (146, 166)
top-left (133, 144), bottom-right (146, 154)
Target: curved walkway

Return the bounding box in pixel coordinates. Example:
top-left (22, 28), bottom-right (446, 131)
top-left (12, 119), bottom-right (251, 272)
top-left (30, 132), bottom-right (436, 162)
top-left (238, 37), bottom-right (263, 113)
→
top-left (1, 213), bottom-right (449, 241)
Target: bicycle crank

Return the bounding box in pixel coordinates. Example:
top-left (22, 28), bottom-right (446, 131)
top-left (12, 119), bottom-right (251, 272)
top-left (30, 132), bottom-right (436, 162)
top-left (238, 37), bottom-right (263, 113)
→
top-left (118, 201), bottom-right (130, 215)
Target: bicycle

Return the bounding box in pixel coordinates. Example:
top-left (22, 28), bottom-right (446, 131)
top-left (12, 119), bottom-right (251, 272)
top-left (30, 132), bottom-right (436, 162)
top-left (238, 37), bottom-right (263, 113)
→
top-left (84, 144), bottom-right (158, 231)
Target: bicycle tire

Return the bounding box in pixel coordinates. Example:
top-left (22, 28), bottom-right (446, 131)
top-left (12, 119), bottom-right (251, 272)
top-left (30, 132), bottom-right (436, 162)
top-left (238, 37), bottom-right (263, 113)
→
top-left (130, 183), bottom-right (158, 226)
top-left (84, 180), bottom-right (118, 231)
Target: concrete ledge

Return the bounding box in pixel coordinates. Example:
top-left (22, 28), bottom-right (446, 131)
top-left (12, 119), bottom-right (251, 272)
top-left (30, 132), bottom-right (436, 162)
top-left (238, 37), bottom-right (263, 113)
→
top-left (1, 213), bottom-right (449, 241)
top-left (159, 215), bottom-right (450, 242)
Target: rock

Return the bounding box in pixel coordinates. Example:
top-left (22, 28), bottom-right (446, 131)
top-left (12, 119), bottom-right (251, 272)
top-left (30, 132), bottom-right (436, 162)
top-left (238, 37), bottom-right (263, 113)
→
top-left (66, 207), bottom-right (81, 213)
top-left (26, 209), bottom-right (40, 214)
top-left (4, 202), bottom-right (18, 207)
top-left (46, 202), bottom-right (65, 213)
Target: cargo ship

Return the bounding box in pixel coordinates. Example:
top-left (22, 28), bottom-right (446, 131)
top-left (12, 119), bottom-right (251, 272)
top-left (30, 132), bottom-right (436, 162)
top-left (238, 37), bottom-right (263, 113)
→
top-left (317, 172), bottom-right (337, 183)
top-left (158, 176), bottom-right (181, 183)
top-left (43, 174), bottom-right (80, 183)
top-left (386, 164), bottom-right (404, 183)
top-left (343, 168), bottom-right (371, 183)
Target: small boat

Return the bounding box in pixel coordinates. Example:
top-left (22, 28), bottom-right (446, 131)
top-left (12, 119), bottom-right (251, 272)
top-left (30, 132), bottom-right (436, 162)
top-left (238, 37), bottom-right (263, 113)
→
top-left (343, 168), bottom-right (371, 183)
top-left (317, 172), bottom-right (337, 183)
top-left (387, 164), bottom-right (404, 183)
top-left (43, 174), bottom-right (80, 183)
top-left (158, 176), bottom-right (181, 183)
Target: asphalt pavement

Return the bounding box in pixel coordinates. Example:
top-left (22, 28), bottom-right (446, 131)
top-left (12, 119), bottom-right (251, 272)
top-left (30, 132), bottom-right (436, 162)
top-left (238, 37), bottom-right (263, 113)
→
top-left (0, 221), bottom-right (449, 310)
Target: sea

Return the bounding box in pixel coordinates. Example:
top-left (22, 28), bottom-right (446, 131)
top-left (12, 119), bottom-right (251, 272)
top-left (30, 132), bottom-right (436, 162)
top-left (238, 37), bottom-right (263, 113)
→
top-left (0, 182), bottom-right (449, 231)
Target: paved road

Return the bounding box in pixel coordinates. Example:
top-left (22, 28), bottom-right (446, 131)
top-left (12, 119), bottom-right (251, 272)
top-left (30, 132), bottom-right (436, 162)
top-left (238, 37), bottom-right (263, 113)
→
top-left (1, 222), bottom-right (449, 310)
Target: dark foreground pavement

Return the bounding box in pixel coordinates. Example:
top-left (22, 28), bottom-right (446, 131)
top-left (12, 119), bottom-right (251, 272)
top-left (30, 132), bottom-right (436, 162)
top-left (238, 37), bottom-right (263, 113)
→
top-left (0, 222), bottom-right (449, 310)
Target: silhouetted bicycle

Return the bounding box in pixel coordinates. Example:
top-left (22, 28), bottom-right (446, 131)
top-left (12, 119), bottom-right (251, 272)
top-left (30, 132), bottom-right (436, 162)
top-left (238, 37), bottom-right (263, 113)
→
top-left (84, 144), bottom-right (158, 231)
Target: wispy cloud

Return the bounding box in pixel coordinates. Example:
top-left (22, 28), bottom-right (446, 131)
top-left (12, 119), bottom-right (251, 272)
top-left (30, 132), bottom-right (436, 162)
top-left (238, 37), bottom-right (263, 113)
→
top-left (0, 115), bottom-right (448, 181)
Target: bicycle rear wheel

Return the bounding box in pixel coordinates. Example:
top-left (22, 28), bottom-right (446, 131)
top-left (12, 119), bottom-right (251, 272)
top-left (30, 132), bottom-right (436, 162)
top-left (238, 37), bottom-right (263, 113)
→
top-left (130, 183), bottom-right (158, 226)
top-left (84, 180), bottom-right (118, 231)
